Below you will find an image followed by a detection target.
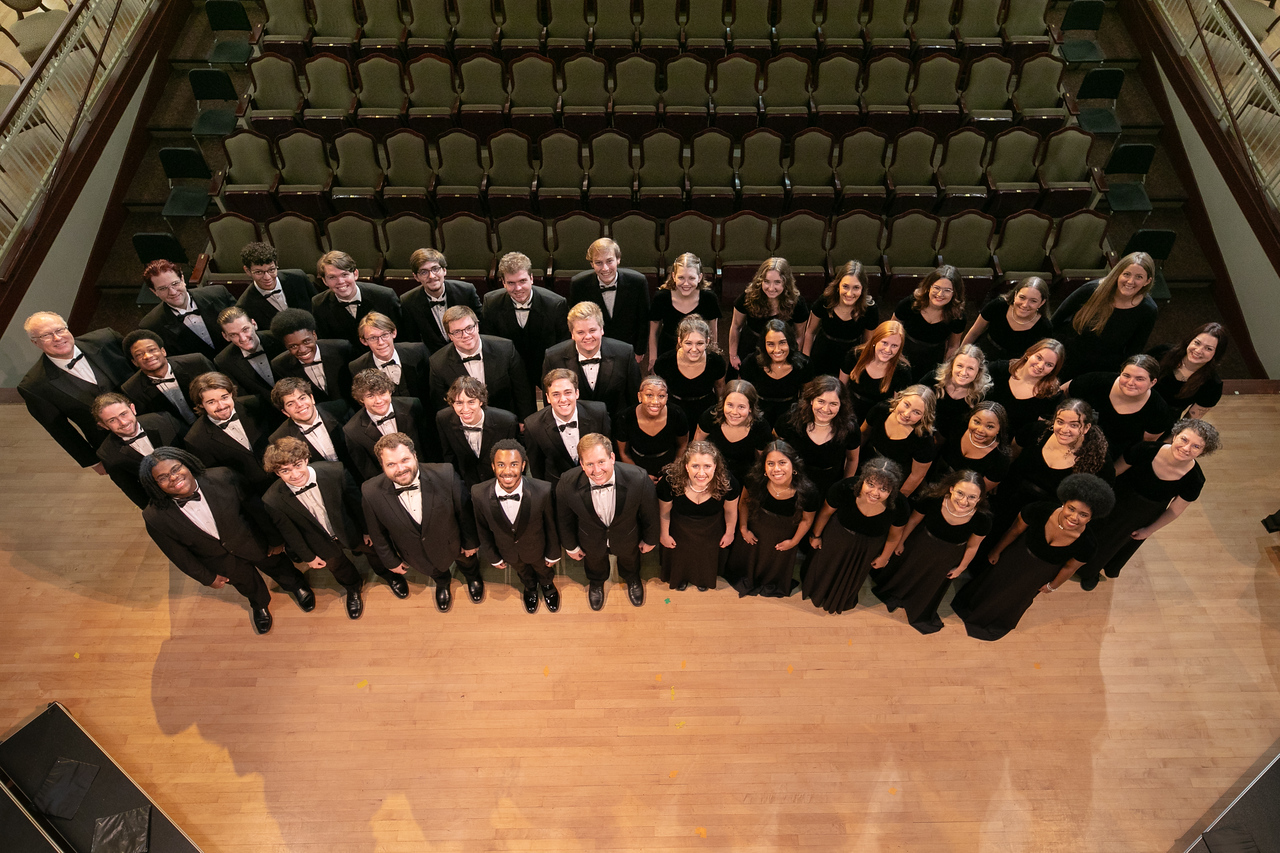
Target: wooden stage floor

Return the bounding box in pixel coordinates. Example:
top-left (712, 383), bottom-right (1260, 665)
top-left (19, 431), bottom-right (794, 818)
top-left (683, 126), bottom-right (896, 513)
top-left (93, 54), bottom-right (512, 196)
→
top-left (1, 399), bottom-right (1278, 852)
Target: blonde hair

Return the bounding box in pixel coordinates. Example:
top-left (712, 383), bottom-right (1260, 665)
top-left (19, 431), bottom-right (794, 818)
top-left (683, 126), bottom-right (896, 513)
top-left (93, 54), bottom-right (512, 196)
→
top-left (586, 237), bottom-right (620, 261)
top-left (886, 384), bottom-right (937, 436)
top-left (567, 300), bottom-right (605, 329)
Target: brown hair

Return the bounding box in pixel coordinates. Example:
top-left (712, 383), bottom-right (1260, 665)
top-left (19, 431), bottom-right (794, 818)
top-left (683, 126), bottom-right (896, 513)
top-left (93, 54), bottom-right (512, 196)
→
top-left (143, 259), bottom-right (183, 286)
top-left (497, 251), bottom-right (533, 280)
top-left (317, 250), bottom-right (357, 277)
top-left (742, 257), bottom-right (800, 321)
top-left (663, 440), bottom-right (733, 499)
top-left (1071, 252), bottom-right (1156, 335)
top-left (262, 436), bottom-right (312, 473)
top-left (817, 260), bottom-right (874, 318)
top-left (446, 375), bottom-right (488, 405)
top-left (577, 432), bottom-right (613, 457)
top-left (908, 265), bottom-right (965, 323)
top-left (357, 311), bottom-right (398, 335)
top-left (92, 392), bottom-right (133, 422)
top-left (710, 379), bottom-right (764, 426)
top-left (1008, 338), bottom-right (1065, 398)
top-left (270, 377), bottom-right (313, 410)
top-left (374, 431), bottom-right (415, 460)
top-left (410, 247), bottom-right (446, 273)
top-left (661, 253), bottom-right (710, 291)
top-left (352, 368), bottom-right (397, 400)
top-left (543, 367), bottom-right (579, 389)
top-left (785, 375), bottom-right (856, 443)
top-left (885, 384), bottom-right (937, 437)
top-left (217, 306), bottom-right (251, 327)
top-left (1157, 322), bottom-right (1229, 402)
top-left (189, 372), bottom-right (237, 408)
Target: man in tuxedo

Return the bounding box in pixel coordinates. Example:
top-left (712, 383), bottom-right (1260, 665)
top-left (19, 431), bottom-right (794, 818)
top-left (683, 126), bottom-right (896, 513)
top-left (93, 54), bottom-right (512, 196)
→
top-left (428, 305), bottom-right (534, 418)
top-left (141, 447), bottom-right (314, 635)
top-left (362, 432), bottom-right (484, 612)
top-left (556, 433), bottom-right (659, 610)
top-left (119, 329), bottom-right (213, 427)
top-left (524, 368), bottom-right (610, 490)
top-left (93, 392), bottom-right (185, 508)
top-left (541, 301), bottom-right (641, 421)
top-left (263, 437), bottom-right (385, 619)
top-left (235, 241), bottom-right (316, 329)
top-left (215, 306), bottom-right (285, 405)
top-left (344, 369), bottom-right (429, 481)
top-left (472, 439), bottom-right (561, 614)
top-left (347, 312), bottom-right (431, 402)
top-left (269, 308), bottom-right (353, 405)
top-left (269, 377), bottom-right (357, 478)
top-left (138, 260), bottom-right (236, 359)
top-left (569, 237), bottom-right (650, 360)
top-left (182, 372), bottom-right (282, 494)
top-left (310, 250), bottom-right (402, 348)
top-left (436, 376), bottom-right (520, 490)
top-left (17, 312), bottom-right (132, 470)
top-left (482, 251), bottom-right (568, 399)
top-left (399, 248), bottom-right (482, 351)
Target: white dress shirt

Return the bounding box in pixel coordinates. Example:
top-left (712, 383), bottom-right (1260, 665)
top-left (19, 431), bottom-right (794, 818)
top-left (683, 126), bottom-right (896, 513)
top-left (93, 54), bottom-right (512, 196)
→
top-left (301, 345), bottom-right (328, 392)
top-left (598, 277), bottom-right (617, 316)
top-left (495, 479), bottom-right (524, 525)
top-left (296, 415), bottom-right (338, 461)
top-left (553, 408), bottom-right (580, 462)
top-left (178, 492), bottom-right (220, 539)
top-left (456, 343), bottom-right (485, 385)
top-left (149, 366), bottom-right (193, 421)
top-left (172, 297), bottom-right (214, 347)
top-left (397, 475), bottom-right (423, 524)
top-left (375, 351), bottom-right (402, 386)
top-left (513, 298), bottom-right (532, 329)
top-left (577, 348), bottom-right (600, 390)
top-left (241, 336), bottom-right (274, 384)
top-left (461, 412), bottom-right (485, 457)
top-left (425, 290), bottom-right (448, 336)
top-left (120, 428), bottom-right (154, 457)
top-left (369, 407), bottom-right (398, 437)
top-left (291, 467), bottom-right (335, 537)
top-left (590, 472), bottom-right (617, 527)
top-left (211, 413), bottom-right (251, 449)
top-left (49, 347), bottom-right (98, 385)
top-left (340, 285), bottom-right (363, 318)
top-left (257, 279), bottom-right (289, 313)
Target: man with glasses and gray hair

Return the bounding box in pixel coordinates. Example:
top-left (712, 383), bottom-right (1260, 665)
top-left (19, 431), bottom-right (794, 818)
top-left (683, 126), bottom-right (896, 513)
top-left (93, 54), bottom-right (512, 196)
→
top-left (399, 248), bottom-right (481, 352)
top-left (427, 305), bottom-right (534, 418)
top-left (17, 312), bottom-right (132, 471)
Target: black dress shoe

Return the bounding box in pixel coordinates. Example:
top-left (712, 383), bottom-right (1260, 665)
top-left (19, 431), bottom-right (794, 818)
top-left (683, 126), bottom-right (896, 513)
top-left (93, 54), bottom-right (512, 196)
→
top-left (435, 582), bottom-right (452, 612)
top-left (676, 582), bottom-right (689, 591)
top-left (387, 575), bottom-right (409, 599)
top-left (588, 582), bottom-right (605, 611)
top-left (1080, 573), bottom-right (1099, 591)
top-left (696, 585), bottom-right (708, 592)
top-left (251, 606), bottom-right (272, 635)
top-left (467, 577), bottom-right (485, 604)
top-left (1263, 513), bottom-right (1280, 533)
top-left (1103, 566), bottom-right (1122, 579)
top-left (292, 586), bottom-right (316, 612)
top-left (541, 582), bottom-right (560, 613)
top-left (346, 589), bottom-right (364, 619)
top-left (523, 587), bottom-right (539, 614)
top-left (627, 580), bottom-right (644, 607)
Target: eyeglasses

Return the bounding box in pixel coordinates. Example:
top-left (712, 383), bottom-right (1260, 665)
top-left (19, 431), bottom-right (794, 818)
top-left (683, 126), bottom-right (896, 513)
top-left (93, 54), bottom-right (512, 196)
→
top-left (362, 331), bottom-right (394, 344)
top-left (929, 286), bottom-right (954, 296)
top-left (153, 466), bottom-right (188, 486)
top-left (248, 266), bottom-right (278, 278)
top-left (415, 265), bottom-right (444, 277)
top-left (448, 323), bottom-right (478, 338)
top-left (30, 326), bottom-right (70, 343)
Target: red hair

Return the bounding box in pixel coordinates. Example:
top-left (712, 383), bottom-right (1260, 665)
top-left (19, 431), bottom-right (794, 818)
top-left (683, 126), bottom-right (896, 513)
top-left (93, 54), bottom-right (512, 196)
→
top-left (143, 259), bottom-right (183, 286)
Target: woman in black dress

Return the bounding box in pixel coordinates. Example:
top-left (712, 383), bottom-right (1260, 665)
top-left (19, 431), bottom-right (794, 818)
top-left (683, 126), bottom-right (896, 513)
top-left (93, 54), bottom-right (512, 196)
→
top-left (840, 319), bottom-right (913, 420)
top-left (1076, 419), bottom-right (1218, 590)
top-left (728, 258), bottom-right (811, 372)
top-left (803, 260), bottom-right (879, 378)
top-left (961, 276), bottom-right (1054, 362)
top-left (931, 344), bottom-right (993, 445)
top-left (774, 375), bottom-right (861, 500)
top-left (953, 474), bottom-right (1115, 641)
top-left (658, 441), bottom-right (741, 591)
top-left (695, 379), bottom-right (774, 484)
top-left (616, 374), bottom-right (689, 482)
top-left (1061, 354), bottom-right (1173, 460)
top-left (647, 252), bottom-right (721, 366)
top-left (891, 266), bottom-right (967, 382)
top-left (1150, 322), bottom-right (1229, 419)
top-left (738, 319), bottom-right (815, 425)
top-left (872, 470), bottom-right (992, 634)
top-left (855, 385), bottom-right (938, 497)
top-left (803, 458), bottom-right (910, 614)
top-left (927, 401), bottom-right (1012, 494)
top-left (985, 338), bottom-right (1066, 435)
top-left (1051, 252), bottom-right (1159, 381)
top-left (728, 440), bottom-right (820, 597)
top-left (652, 314), bottom-right (726, 433)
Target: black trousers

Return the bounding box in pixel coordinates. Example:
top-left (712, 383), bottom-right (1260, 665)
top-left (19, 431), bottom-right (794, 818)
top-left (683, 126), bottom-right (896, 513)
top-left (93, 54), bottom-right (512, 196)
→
top-left (221, 559), bottom-right (272, 609)
top-left (255, 551), bottom-right (310, 593)
top-left (581, 546), bottom-right (641, 585)
top-left (510, 559), bottom-right (555, 591)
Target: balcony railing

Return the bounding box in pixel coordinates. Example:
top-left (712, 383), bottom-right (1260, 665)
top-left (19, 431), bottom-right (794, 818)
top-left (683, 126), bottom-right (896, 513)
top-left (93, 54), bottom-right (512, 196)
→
top-left (0, 0), bottom-right (155, 268)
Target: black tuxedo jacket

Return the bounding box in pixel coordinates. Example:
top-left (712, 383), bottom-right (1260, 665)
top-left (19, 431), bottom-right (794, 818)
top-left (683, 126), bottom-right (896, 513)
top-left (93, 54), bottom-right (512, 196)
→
top-left (555, 462), bottom-right (660, 556)
top-left (428, 335), bottom-right (534, 418)
top-left (235, 270), bottom-right (316, 329)
top-left (215, 331), bottom-right (286, 405)
top-left (311, 282), bottom-right (402, 348)
top-left (471, 476), bottom-right (560, 568)
top-left (142, 467), bottom-right (278, 586)
top-left (262, 460), bottom-right (367, 562)
top-left (182, 396), bottom-right (282, 493)
top-left (362, 463), bottom-right (478, 574)
top-left (400, 280), bottom-right (482, 351)
top-left (347, 342), bottom-right (431, 402)
top-left (523, 400), bottom-right (611, 489)
top-left (435, 406), bottom-right (520, 489)
top-left (343, 397), bottom-right (427, 481)
top-left (481, 286), bottom-right (568, 390)
top-left (269, 339), bottom-right (353, 405)
top-left (17, 328), bottom-right (133, 467)
top-left (540, 337), bottom-right (641, 421)
top-left (120, 353), bottom-right (216, 423)
top-left (139, 286), bottom-right (237, 359)
top-left (96, 412), bottom-right (186, 508)
top-left (569, 267), bottom-right (651, 355)
top-left (269, 399), bottom-right (358, 476)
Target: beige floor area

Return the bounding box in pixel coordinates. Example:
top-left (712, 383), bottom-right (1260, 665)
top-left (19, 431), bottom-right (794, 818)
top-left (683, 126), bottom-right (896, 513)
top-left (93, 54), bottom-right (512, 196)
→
top-left (0, 396), bottom-right (1278, 852)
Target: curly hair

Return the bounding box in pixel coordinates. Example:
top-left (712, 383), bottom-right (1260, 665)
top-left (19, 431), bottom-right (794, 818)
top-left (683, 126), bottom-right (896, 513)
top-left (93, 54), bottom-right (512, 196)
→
top-left (885, 384), bottom-right (937, 437)
top-left (663, 440), bottom-right (733, 500)
top-left (1169, 418), bottom-right (1222, 456)
top-left (270, 377), bottom-right (313, 411)
top-left (849, 457), bottom-right (906, 511)
top-left (753, 318), bottom-right (805, 373)
top-left (742, 258), bottom-right (800, 321)
top-left (785, 375), bottom-right (856, 443)
top-left (1072, 252), bottom-right (1156, 336)
top-left (1157, 322), bottom-right (1229, 402)
top-left (138, 447), bottom-right (207, 508)
top-left (847, 320), bottom-right (909, 393)
top-left (710, 379), bottom-right (764, 427)
top-left (263, 436), bottom-right (312, 473)
top-left (269, 307), bottom-right (319, 340)
top-left (1008, 338), bottom-right (1066, 398)
top-left (743, 440), bottom-right (818, 524)
top-left (1038, 398), bottom-right (1110, 474)
top-left (1057, 472), bottom-right (1116, 519)
top-left (933, 344), bottom-right (992, 406)
top-left (817, 260), bottom-right (874, 319)
top-left (908, 266), bottom-right (965, 324)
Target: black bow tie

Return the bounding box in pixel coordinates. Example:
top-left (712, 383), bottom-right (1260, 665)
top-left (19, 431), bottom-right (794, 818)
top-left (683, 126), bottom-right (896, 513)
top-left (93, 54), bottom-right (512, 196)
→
top-left (122, 431), bottom-right (149, 445)
top-left (427, 297), bottom-right (447, 307)
top-left (214, 414), bottom-right (240, 428)
top-left (260, 288), bottom-right (282, 297)
top-left (579, 357), bottom-right (602, 366)
top-left (173, 308), bottom-right (200, 320)
top-left (460, 354), bottom-right (481, 363)
top-left (394, 483), bottom-right (419, 495)
top-left (150, 376), bottom-right (178, 386)
top-left (591, 483), bottom-right (613, 491)
top-left (599, 285), bottom-right (617, 293)
top-left (557, 420), bottom-right (578, 432)
top-left (497, 492), bottom-right (521, 502)
top-left (340, 299), bottom-right (361, 307)
top-left (243, 349), bottom-right (265, 359)
top-left (377, 360), bottom-right (398, 370)
top-left (299, 421), bottom-right (324, 435)
top-left (292, 482), bottom-right (317, 495)
top-left (173, 490), bottom-right (202, 507)
top-left (64, 353), bottom-right (85, 369)
top-left (462, 425), bottom-right (482, 433)
top-left (513, 303), bottom-right (532, 311)
top-left (373, 413), bottom-right (396, 426)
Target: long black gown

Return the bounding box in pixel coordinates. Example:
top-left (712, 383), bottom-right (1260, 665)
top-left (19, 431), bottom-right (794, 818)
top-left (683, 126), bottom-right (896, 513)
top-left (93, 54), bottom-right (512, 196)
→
top-left (775, 419), bottom-right (862, 501)
top-left (973, 298), bottom-right (1054, 362)
top-left (1051, 280), bottom-right (1159, 381)
top-left (728, 488), bottom-right (822, 597)
top-left (984, 360), bottom-right (1063, 436)
top-left (860, 401), bottom-right (938, 476)
top-left (893, 297), bottom-right (967, 383)
top-left (732, 292), bottom-right (811, 369)
top-left (1147, 344), bottom-right (1224, 416)
top-left (802, 479), bottom-right (911, 614)
top-left (1066, 371), bottom-right (1175, 460)
top-left (952, 501), bottom-right (1097, 641)
top-left (648, 289), bottom-right (723, 358)
top-left (840, 355), bottom-right (914, 421)
top-left (653, 351), bottom-right (727, 435)
top-left (926, 437), bottom-right (1011, 489)
top-left (696, 409), bottom-right (774, 484)
top-left (737, 355), bottom-right (815, 426)
top-left (872, 495), bottom-right (992, 634)
top-left (808, 300), bottom-right (880, 379)
top-left (615, 405), bottom-right (689, 479)
top-left (934, 389), bottom-right (978, 446)
top-left (658, 476), bottom-right (742, 589)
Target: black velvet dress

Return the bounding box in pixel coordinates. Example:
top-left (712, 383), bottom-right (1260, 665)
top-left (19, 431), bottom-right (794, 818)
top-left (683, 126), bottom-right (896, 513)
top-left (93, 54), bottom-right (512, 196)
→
top-left (802, 480), bottom-right (911, 614)
top-left (616, 405), bottom-right (689, 479)
top-left (728, 487), bottom-right (822, 597)
top-left (653, 351), bottom-right (727, 436)
top-left (658, 476), bottom-right (742, 589)
top-left (696, 409), bottom-right (774, 485)
top-left (649, 289), bottom-right (723, 358)
top-left (808, 300), bottom-right (880, 379)
top-left (738, 355), bottom-right (815, 426)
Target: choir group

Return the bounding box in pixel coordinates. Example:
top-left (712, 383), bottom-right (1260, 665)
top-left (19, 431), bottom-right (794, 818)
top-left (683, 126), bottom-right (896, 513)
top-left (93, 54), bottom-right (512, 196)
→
top-left (17, 237), bottom-right (1225, 640)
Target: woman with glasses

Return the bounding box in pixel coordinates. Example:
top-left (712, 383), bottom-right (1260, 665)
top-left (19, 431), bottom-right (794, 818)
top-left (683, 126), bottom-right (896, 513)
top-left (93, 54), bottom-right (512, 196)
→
top-left (891, 267), bottom-right (967, 382)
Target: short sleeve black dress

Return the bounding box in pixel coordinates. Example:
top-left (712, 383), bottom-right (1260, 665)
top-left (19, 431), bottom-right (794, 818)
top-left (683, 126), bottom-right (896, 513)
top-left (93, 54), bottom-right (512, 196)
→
top-left (775, 419), bottom-right (862, 499)
top-left (808, 300), bottom-right (880, 378)
top-left (658, 475), bottom-right (743, 590)
top-left (1051, 281), bottom-right (1159, 380)
top-left (984, 360), bottom-right (1063, 436)
top-left (841, 357), bottom-right (914, 421)
top-left (728, 485), bottom-right (822, 598)
top-left (893, 297), bottom-right (968, 382)
top-left (952, 501), bottom-right (1096, 640)
top-left (802, 480), bottom-right (911, 614)
top-left (653, 351), bottom-right (728, 434)
top-left (733, 293), bottom-right (811, 366)
top-left (974, 299), bottom-right (1055, 362)
top-left (737, 355), bottom-right (816, 426)
top-left (1067, 371), bottom-right (1174, 459)
top-left (934, 389), bottom-right (978, 446)
top-left (649, 290), bottom-right (723, 358)
top-left (696, 408), bottom-right (774, 484)
top-left (616, 405), bottom-right (689, 478)
top-left (1146, 344), bottom-right (1224, 415)
top-left (927, 437), bottom-right (1011, 487)
top-left (872, 495), bottom-right (992, 634)
top-left (860, 401), bottom-right (938, 474)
